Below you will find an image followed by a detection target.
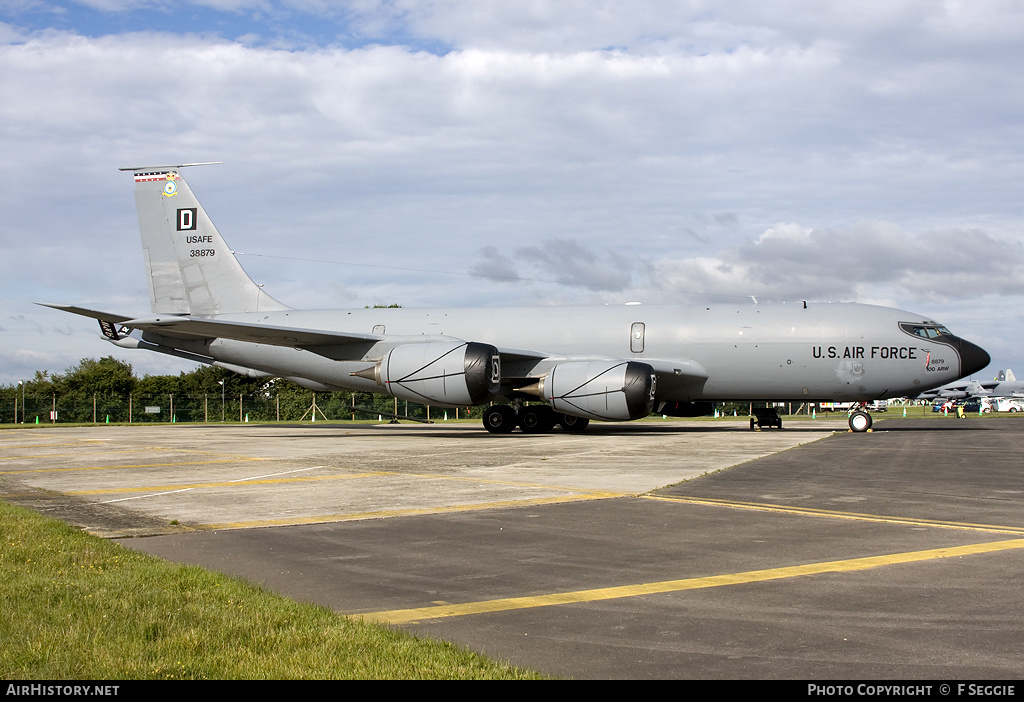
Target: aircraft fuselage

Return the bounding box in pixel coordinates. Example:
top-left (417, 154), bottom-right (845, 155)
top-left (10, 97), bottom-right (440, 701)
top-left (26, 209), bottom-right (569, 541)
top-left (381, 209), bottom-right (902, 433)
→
top-left (153, 301), bottom-right (981, 404)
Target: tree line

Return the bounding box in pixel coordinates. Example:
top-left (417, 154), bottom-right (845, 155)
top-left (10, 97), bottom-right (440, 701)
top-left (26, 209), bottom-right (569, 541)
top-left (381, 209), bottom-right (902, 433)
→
top-left (0, 357), bottom-right (478, 424)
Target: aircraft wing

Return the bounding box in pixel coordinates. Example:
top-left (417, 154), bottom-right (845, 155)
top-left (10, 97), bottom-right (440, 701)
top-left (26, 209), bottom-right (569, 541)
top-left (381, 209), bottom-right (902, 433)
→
top-left (39, 304), bottom-right (383, 347)
top-left (641, 357), bottom-right (710, 393)
top-left (43, 303), bottom-right (710, 396)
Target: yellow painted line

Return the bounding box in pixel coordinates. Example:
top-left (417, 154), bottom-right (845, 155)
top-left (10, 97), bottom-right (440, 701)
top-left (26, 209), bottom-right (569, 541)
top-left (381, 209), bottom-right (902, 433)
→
top-left (379, 469), bottom-right (616, 494)
top-left (67, 472), bottom-right (395, 495)
top-left (199, 491), bottom-right (622, 531)
top-left (0, 442), bottom-right (107, 450)
top-left (0, 433), bottom-right (62, 441)
top-left (354, 538), bottom-right (1024, 624)
top-left (177, 449), bottom-right (274, 460)
top-left (0, 442), bottom-right (268, 461)
top-left (643, 495), bottom-right (1024, 535)
top-left (0, 457), bottom-right (265, 475)
top-left (0, 447), bottom-right (176, 460)
top-left (66, 468), bottom-right (613, 497)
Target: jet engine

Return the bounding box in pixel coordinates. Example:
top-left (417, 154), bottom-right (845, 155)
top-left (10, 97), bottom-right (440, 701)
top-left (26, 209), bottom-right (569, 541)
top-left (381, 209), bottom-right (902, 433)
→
top-left (527, 360), bottom-right (656, 421)
top-left (356, 341), bottom-right (500, 407)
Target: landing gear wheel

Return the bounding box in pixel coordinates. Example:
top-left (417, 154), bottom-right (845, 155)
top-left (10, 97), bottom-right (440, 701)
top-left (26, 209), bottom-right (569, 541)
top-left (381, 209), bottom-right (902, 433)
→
top-left (520, 406), bottom-right (556, 434)
top-left (483, 405), bottom-right (517, 434)
top-left (558, 414), bottom-right (590, 433)
top-left (849, 410), bottom-right (872, 433)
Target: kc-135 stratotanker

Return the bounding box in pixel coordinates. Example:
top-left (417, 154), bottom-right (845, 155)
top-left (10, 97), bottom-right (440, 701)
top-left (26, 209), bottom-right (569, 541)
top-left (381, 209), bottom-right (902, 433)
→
top-left (44, 164), bottom-right (990, 434)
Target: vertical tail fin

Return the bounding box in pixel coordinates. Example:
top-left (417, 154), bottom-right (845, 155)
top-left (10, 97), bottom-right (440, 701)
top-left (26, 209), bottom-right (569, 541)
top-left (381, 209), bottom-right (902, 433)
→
top-left (120, 163), bottom-right (289, 315)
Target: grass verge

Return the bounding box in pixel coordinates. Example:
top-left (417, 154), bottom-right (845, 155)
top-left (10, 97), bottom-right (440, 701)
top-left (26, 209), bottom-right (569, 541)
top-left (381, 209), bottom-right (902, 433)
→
top-left (0, 501), bottom-right (544, 679)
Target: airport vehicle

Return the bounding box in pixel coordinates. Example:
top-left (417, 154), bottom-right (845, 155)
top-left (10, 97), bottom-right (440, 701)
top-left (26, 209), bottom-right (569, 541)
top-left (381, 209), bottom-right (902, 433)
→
top-left (43, 164), bottom-right (991, 434)
top-left (994, 397), bottom-right (1024, 413)
top-left (750, 406), bottom-right (783, 430)
top-left (962, 399), bottom-right (983, 414)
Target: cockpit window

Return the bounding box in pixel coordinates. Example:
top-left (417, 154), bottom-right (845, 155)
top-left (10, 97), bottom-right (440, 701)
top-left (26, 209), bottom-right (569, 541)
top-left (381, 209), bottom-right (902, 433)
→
top-left (900, 323), bottom-right (952, 339)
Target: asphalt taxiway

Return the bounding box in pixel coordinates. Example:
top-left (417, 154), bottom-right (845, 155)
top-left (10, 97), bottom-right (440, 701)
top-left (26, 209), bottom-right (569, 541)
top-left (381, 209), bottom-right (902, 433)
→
top-left (2, 417), bottom-right (1022, 678)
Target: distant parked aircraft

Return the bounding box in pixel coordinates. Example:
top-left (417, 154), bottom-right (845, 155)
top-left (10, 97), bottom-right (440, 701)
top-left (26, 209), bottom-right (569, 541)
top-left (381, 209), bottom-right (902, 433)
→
top-left (917, 370), bottom-right (1023, 400)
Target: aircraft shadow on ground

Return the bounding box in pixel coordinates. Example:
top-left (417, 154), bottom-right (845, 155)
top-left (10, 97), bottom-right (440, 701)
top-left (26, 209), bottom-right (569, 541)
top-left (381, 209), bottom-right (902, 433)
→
top-left (247, 422), bottom-right (838, 439)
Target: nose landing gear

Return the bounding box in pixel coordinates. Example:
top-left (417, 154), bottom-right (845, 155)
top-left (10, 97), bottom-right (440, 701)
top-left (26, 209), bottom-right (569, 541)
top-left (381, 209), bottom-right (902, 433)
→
top-left (848, 409), bottom-right (873, 432)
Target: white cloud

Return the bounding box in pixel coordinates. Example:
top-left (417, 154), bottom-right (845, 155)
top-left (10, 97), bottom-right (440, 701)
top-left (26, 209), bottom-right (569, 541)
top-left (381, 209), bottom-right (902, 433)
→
top-left (637, 221), bottom-right (1024, 303)
top-left (1, 3), bottom-right (1023, 384)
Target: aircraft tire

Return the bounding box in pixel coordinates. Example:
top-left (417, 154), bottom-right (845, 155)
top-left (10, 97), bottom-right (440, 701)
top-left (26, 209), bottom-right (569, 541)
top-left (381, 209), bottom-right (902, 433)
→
top-left (483, 405), bottom-right (517, 434)
top-left (849, 410), bottom-right (872, 433)
top-left (520, 405), bottom-right (556, 434)
top-left (558, 414), bottom-right (590, 433)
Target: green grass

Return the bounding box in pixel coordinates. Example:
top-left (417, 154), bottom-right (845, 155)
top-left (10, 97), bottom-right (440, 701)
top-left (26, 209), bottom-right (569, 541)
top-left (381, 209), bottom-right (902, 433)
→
top-left (0, 501), bottom-right (545, 679)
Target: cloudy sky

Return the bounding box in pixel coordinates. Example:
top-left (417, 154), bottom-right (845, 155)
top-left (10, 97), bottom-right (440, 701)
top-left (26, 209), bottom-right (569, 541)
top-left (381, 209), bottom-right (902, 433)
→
top-left (2, 1), bottom-right (1023, 385)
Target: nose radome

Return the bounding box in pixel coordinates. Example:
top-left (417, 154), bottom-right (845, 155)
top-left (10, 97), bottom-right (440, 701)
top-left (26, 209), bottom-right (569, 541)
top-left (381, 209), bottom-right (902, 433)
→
top-left (957, 337), bottom-right (991, 377)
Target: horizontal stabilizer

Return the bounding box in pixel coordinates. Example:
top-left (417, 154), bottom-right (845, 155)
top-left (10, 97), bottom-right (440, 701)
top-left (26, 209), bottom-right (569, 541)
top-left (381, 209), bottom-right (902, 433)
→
top-left (37, 303), bottom-right (133, 324)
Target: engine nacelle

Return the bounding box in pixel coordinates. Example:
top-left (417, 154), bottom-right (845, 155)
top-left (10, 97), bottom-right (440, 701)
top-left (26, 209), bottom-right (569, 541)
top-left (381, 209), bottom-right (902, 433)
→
top-left (376, 341), bottom-right (500, 407)
top-left (538, 360), bottom-right (656, 421)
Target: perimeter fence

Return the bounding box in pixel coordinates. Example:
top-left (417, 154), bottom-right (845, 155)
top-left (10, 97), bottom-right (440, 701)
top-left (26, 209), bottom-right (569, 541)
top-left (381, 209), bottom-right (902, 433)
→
top-left (0, 389), bottom-right (475, 425)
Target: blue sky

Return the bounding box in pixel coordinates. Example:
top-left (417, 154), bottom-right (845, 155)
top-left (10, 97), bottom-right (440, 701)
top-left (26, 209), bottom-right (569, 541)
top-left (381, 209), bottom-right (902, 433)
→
top-left (3, 1), bottom-right (444, 51)
top-left (3, 1), bottom-right (1024, 385)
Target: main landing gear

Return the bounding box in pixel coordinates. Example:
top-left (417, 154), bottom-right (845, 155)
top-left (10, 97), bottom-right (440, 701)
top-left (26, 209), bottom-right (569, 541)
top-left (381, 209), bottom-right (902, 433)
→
top-left (482, 404), bottom-right (590, 434)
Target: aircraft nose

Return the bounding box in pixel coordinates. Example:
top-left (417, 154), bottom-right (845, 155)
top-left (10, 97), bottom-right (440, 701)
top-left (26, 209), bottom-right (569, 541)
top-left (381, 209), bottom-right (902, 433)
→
top-left (956, 337), bottom-right (991, 377)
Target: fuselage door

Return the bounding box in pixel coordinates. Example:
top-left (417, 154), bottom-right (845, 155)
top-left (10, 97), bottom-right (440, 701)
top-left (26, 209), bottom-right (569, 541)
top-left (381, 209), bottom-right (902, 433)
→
top-left (630, 322), bottom-right (645, 353)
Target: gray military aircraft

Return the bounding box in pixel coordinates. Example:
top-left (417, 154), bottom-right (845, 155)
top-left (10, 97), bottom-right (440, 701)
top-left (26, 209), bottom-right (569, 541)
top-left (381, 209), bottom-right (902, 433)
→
top-left (43, 164), bottom-right (990, 434)
top-left (916, 369), bottom-right (1023, 401)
